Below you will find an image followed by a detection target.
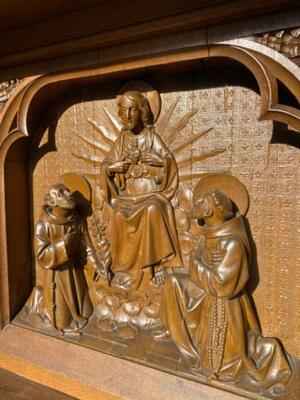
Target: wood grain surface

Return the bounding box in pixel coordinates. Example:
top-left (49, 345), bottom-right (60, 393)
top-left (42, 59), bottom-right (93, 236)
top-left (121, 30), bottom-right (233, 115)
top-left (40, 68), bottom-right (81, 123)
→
top-left (0, 325), bottom-right (250, 400)
top-left (0, 367), bottom-right (76, 400)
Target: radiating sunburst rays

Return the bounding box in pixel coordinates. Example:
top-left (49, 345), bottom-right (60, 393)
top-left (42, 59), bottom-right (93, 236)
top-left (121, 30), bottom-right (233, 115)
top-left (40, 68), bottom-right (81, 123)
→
top-left (72, 98), bottom-right (227, 271)
top-left (72, 98), bottom-right (226, 182)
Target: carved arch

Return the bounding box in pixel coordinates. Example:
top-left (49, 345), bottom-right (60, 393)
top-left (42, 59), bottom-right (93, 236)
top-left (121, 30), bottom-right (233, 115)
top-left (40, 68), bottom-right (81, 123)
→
top-left (1, 39), bottom-right (300, 326)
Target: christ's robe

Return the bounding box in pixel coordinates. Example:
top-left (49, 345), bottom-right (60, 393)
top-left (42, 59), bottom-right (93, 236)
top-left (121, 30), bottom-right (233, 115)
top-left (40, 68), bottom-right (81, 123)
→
top-left (100, 127), bottom-right (183, 290)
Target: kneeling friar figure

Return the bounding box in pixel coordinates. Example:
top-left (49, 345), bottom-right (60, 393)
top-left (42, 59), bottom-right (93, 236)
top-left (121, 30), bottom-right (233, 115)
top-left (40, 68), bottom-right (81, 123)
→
top-left (159, 176), bottom-right (291, 394)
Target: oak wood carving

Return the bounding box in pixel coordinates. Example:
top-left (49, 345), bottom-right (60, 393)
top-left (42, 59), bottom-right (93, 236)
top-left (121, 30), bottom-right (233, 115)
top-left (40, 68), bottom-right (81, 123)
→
top-left (0, 40), bottom-right (300, 399)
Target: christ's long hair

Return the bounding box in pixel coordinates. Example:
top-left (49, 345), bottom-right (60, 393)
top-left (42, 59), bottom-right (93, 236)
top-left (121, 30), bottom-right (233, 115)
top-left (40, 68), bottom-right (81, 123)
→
top-left (117, 91), bottom-right (154, 128)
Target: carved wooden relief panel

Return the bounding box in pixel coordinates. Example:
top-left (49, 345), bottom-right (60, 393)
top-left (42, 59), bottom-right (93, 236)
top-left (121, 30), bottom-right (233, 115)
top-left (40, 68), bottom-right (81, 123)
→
top-left (1, 39), bottom-right (300, 399)
top-left (28, 76), bottom-right (300, 352)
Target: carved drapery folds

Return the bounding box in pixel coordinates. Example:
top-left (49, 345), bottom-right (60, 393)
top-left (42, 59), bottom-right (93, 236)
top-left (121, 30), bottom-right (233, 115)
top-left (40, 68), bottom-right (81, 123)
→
top-left (0, 38), bottom-right (300, 399)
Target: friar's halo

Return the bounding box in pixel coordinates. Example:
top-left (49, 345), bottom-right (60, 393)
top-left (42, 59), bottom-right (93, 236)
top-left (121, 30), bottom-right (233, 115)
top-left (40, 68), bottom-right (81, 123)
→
top-left (194, 173), bottom-right (250, 216)
top-left (60, 172), bottom-right (92, 215)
